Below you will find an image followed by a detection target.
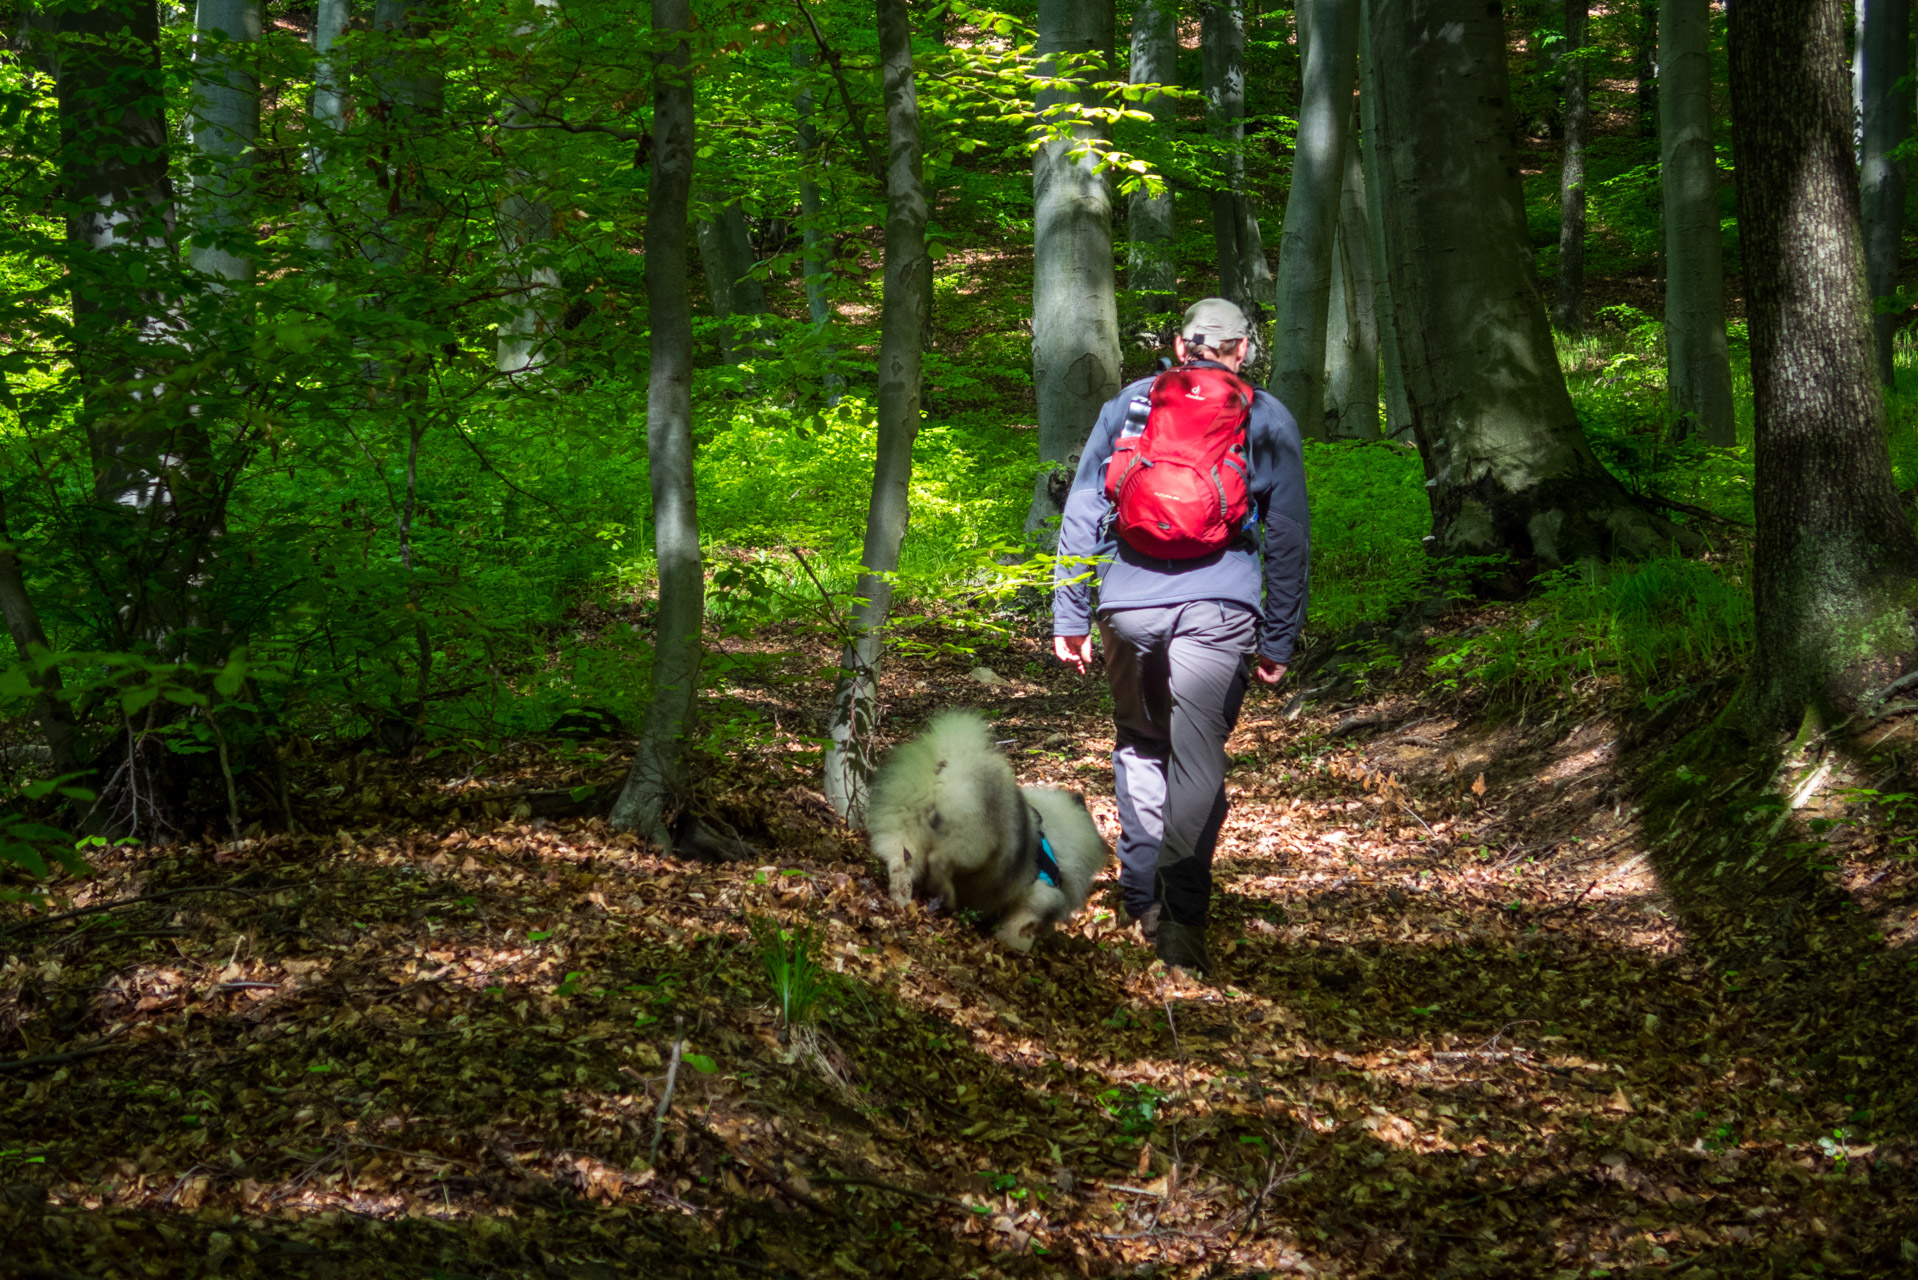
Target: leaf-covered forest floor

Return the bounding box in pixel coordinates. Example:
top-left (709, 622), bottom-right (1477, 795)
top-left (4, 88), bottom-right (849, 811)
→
top-left (4, 609), bottom-right (1918, 1279)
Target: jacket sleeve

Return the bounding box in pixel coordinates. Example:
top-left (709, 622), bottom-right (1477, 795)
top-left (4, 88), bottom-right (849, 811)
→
top-left (1051, 393), bottom-right (1129, 636)
top-left (1250, 392), bottom-right (1311, 664)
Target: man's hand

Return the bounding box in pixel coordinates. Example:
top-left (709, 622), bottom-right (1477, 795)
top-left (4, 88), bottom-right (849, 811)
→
top-left (1255, 658), bottom-right (1287, 686)
top-left (1054, 634), bottom-right (1093, 674)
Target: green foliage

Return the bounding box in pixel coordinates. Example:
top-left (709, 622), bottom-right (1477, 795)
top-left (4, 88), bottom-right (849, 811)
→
top-left (1301, 440), bottom-right (1431, 632)
top-left (1429, 556), bottom-right (1753, 708)
top-left (0, 775), bottom-right (94, 892)
top-left (749, 914), bottom-right (830, 1036)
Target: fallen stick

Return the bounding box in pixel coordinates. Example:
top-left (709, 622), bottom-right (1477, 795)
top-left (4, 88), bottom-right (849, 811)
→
top-left (3, 885), bottom-right (266, 937)
top-left (0, 1028), bottom-right (131, 1074)
top-left (649, 1017), bottom-right (685, 1167)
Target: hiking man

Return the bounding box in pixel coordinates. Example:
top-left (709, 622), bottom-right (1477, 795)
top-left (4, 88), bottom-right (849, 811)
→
top-left (1051, 298), bottom-right (1309, 975)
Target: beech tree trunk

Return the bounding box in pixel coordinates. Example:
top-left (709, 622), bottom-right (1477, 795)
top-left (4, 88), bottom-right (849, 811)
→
top-left (1729, 0), bottom-right (1918, 733)
top-left (1357, 7), bottom-right (1411, 441)
top-left (823, 0), bottom-right (928, 822)
top-left (1636, 1), bottom-right (1659, 138)
top-left (1026, 0), bottom-right (1119, 540)
top-left (1368, 0), bottom-right (1670, 566)
top-left (49, 0), bottom-right (218, 652)
top-left (1554, 0), bottom-right (1589, 331)
top-left (188, 0), bottom-right (259, 283)
top-left (1660, 0), bottom-right (1735, 446)
top-left (497, 0), bottom-right (561, 379)
top-left (696, 202), bottom-right (766, 364)
top-left (1127, 0), bottom-right (1177, 306)
top-left (610, 0), bottom-right (702, 843)
top-left (1202, 0), bottom-right (1269, 316)
top-left (1324, 106), bottom-right (1379, 440)
top-left (1859, 0), bottom-right (1909, 387)
top-left (306, 0), bottom-right (347, 253)
top-left (1270, 0), bottom-right (1356, 440)
top-left (793, 45), bottom-right (841, 401)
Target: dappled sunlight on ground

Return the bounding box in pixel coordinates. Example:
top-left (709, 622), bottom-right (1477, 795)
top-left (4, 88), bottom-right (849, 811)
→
top-left (2, 617), bottom-right (1916, 1276)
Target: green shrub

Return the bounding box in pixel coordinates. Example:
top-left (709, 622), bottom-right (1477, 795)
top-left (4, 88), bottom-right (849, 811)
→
top-left (1429, 555), bottom-right (1752, 708)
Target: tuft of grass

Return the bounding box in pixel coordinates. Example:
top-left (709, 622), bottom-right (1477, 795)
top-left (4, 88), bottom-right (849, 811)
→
top-left (749, 915), bottom-right (830, 1045)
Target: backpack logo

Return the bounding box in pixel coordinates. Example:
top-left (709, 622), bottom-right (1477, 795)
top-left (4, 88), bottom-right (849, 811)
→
top-left (1104, 366), bottom-right (1253, 560)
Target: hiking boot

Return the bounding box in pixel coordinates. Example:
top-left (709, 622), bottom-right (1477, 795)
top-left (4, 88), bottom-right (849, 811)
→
top-left (1155, 918), bottom-right (1211, 976)
top-left (1128, 902), bottom-right (1162, 944)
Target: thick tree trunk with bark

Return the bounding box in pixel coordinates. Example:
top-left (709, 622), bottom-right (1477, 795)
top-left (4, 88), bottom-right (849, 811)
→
top-left (1858, 0), bottom-right (1909, 387)
top-left (1202, 0), bottom-right (1269, 317)
top-left (1324, 107), bottom-right (1378, 440)
top-left (1269, 0), bottom-right (1356, 441)
top-left (1127, 0), bottom-right (1177, 306)
top-left (1554, 0), bottom-right (1589, 331)
top-left (188, 0), bottom-right (259, 283)
top-left (610, 0), bottom-right (703, 844)
top-left (1729, 0), bottom-right (1918, 733)
top-left (1368, 0), bottom-right (1671, 566)
top-left (823, 0), bottom-right (928, 822)
top-left (1660, 0), bottom-right (1735, 445)
top-left (1026, 0), bottom-right (1119, 541)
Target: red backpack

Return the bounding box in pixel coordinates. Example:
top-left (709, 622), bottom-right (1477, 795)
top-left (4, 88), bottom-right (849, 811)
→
top-left (1103, 365), bottom-right (1254, 559)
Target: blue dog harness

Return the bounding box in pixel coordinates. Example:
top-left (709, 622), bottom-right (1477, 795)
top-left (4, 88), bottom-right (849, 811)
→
top-left (1028, 803), bottom-right (1063, 890)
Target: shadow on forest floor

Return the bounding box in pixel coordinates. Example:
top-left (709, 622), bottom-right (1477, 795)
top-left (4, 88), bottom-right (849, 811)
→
top-left (4, 611), bottom-right (1918, 1278)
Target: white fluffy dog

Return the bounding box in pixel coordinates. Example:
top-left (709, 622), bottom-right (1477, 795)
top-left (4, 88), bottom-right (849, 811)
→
top-left (865, 710), bottom-right (1110, 951)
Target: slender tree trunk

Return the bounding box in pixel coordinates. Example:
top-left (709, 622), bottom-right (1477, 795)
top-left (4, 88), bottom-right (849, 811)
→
top-left (1368, 0), bottom-right (1673, 565)
top-left (1554, 0), bottom-right (1589, 331)
top-left (49, 0), bottom-right (213, 653)
top-left (1026, 0), bottom-right (1120, 541)
top-left (0, 493), bottom-right (82, 775)
top-left (497, 0), bottom-right (561, 379)
top-left (307, 0), bottom-right (347, 253)
top-left (611, 0), bottom-right (702, 844)
top-left (1127, 0), bottom-right (1177, 307)
top-left (364, 0), bottom-right (445, 273)
top-left (696, 203), bottom-right (765, 364)
top-left (1202, 0), bottom-right (1269, 316)
top-left (1636, 1), bottom-right (1659, 138)
top-left (1358, 5), bottom-right (1411, 441)
top-left (188, 0), bottom-right (259, 283)
top-left (1660, 0), bottom-right (1735, 446)
top-left (1323, 104), bottom-right (1379, 440)
top-left (1269, 0), bottom-right (1356, 440)
top-left (1729, 0), bottom-right (1918, 733)
top-left (793, 42), bottom-right (839, 401)
top-left (1859, 0), bottom-right (1909, 387)
top-left (823, 0), bottom-right (928, 823)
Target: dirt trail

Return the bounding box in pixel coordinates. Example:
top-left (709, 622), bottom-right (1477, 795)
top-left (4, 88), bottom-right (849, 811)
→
top-left (1, 625), bottom-right (1915, 1278)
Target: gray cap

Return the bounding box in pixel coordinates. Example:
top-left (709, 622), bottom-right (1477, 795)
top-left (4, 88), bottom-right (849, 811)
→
top-left (1180, 297), bottom-right (1253, 348)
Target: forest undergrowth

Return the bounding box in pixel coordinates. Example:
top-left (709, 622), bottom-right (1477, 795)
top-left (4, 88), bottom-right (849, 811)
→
top-left (4, 606), bottom-right (1918, 1280)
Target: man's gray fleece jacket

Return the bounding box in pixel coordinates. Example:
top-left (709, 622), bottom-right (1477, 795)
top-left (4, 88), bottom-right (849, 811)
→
top-left (1051, 363), bottom-right (1311, 665)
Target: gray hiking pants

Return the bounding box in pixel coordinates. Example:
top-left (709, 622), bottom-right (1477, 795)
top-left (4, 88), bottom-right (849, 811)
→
top-left (1098, 601), bottom-right (1255, 929)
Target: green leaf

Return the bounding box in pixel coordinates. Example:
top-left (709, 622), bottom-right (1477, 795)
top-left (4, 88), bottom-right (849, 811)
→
top-left (681, 1053), bottom-right (717, 1075)
top-left (0, 842), bottom-right (49, 877)
top-left (5, 822), bottom-right (70, 843)
top-left (214, 652), bottom-right (248, 697)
